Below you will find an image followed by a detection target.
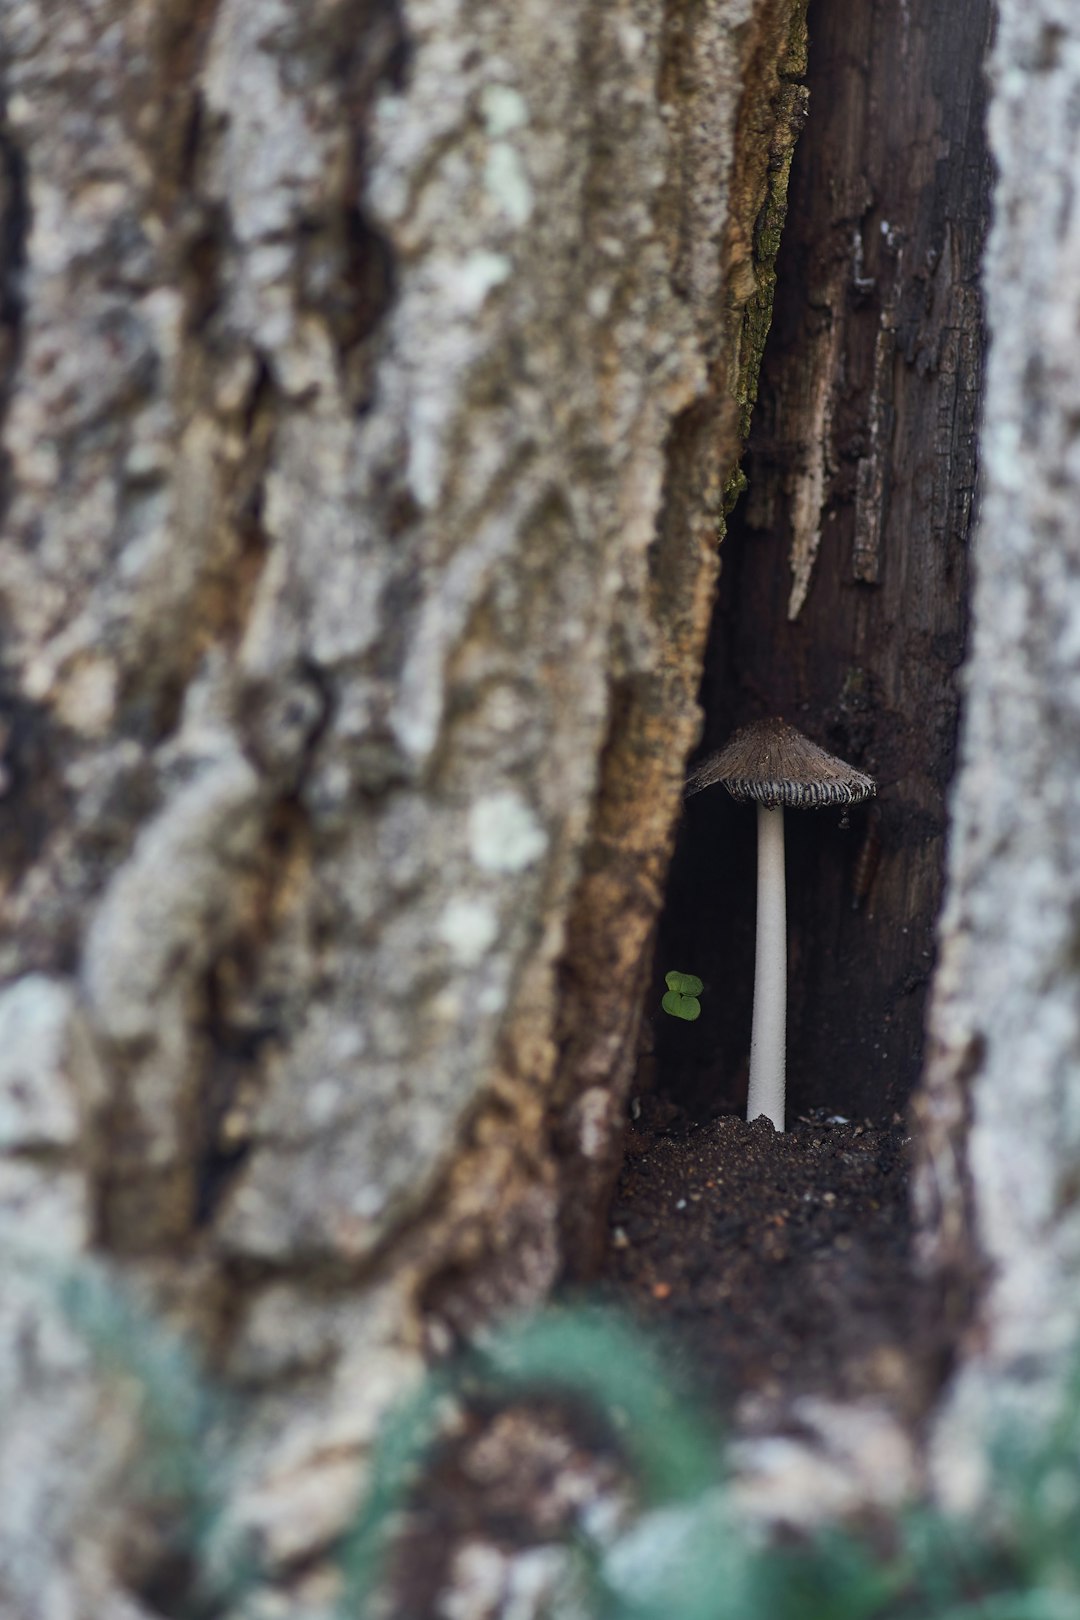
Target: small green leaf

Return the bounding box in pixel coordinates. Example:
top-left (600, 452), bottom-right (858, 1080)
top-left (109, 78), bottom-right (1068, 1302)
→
top-left (665, 970), bottom-right (704, 997)
top-left (662, 990), bottom-right (701, 1021)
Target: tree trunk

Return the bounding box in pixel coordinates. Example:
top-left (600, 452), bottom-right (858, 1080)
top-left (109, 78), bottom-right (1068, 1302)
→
top-left (0, 0), bottom-right (805, 1611)
top-left (920, 0), bottom-right (1080, 1504)
top-left (11, 0), bottom-right (1079, 1603)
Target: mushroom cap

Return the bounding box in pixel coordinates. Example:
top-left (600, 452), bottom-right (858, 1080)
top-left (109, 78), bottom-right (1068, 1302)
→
top-left (685, 717), bottom-right (876, 809)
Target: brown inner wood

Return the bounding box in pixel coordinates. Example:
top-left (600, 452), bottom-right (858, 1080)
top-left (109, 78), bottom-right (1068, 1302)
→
top-left (654, 0), bottom-right (992, 1127)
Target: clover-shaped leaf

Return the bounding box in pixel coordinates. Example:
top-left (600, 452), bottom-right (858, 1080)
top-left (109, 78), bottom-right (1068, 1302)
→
top-left (662, 970), bottom-right (703, 1021)
top-left (665, 971), bottom-right (703, 997)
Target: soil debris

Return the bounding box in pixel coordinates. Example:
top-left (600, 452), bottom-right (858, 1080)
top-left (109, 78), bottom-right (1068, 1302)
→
top-left (600, 1100), bottom-right (931, 1431)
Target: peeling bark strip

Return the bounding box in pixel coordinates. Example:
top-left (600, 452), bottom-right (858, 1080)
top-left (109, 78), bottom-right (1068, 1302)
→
top-left (553, 0), bottom-right (808, 1276)
top-left (0, 0), bottom-right (806, 1608)
top-left (752, 6), bottom-right (987, 629)
top-left (923, 3), bottom-right (1080, 1504)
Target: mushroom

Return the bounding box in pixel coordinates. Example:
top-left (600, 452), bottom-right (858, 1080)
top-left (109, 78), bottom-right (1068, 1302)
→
top-left (685, 718), bottom-right (875, 1132)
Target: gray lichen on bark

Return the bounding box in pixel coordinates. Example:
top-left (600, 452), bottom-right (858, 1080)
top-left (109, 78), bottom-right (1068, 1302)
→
top-left (0, 0), bottom-right (805, 1608)
top-left (920, 0), bottom-right (1080, 1506)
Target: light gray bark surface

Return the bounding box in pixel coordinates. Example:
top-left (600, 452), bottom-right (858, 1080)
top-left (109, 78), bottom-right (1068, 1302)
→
top-left (0, 0), bottom-right (803, 1611)
top-left (921, 2), bottom-right (1080, 1504)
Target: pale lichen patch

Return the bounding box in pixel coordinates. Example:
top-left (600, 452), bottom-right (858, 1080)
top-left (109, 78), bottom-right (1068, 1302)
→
top-left (483, 142), bottom-right (534, 227)
top-left (438, 896), bottom-right (500, 963)
top-left (469, 791), bottom-right (548, 873)
top-left (479, 84), bottom-right (529, 137)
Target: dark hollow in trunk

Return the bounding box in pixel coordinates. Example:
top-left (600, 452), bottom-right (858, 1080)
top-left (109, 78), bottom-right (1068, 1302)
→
top-left (651, 0), bottom-right (992, 1129)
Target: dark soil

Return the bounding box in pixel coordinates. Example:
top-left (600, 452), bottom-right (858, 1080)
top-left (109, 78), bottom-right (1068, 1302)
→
top-left (599, 1098), bottom-right (934, 1429)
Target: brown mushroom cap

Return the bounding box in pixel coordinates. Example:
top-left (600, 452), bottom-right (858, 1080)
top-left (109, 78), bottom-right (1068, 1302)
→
top-left (685, 717), bottom-right (876, 810)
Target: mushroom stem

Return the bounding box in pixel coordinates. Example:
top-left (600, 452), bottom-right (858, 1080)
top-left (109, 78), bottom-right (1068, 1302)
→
top-left (747, 803), bottom-right (786, 1131)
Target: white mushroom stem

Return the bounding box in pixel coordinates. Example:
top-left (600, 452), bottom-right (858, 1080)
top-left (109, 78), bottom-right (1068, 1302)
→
top-left (747, 803), bottom-right (786, 1131)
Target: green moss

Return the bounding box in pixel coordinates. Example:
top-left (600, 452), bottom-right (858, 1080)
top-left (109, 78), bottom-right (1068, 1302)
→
top-left (718, 0), bottom-right (810, 536)
top-left (735, 112), bottom-right (800, 438)
top-left (722, 463), bottom-right (748, 518)
top-left (780, 0), bottom-right (809, 81)
top-left (733, 6), bottom-right (809, 441)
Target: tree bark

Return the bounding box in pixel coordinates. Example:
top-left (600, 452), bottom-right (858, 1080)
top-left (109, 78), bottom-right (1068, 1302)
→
top-left (0, 0), bottom-right (805, 1610)
top-left (920, 1), bottom-right (1080, 1506)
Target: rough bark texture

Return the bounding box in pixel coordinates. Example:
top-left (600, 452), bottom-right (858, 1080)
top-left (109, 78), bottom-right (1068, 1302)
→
top-left (920, 2), bottom-right (1080, 1504)
top-left (0, 0), bottom-right (805, 1611)
top-left (553, 0), bottom-right (808, 1276)
top-left (657, 0), bottom-right (991, 1126)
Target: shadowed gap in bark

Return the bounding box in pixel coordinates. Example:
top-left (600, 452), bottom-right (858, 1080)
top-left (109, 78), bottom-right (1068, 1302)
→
top-left (596, 0), bottom-right (992, 1426)
top-left (653, 0), bottom-right (991, 1130)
